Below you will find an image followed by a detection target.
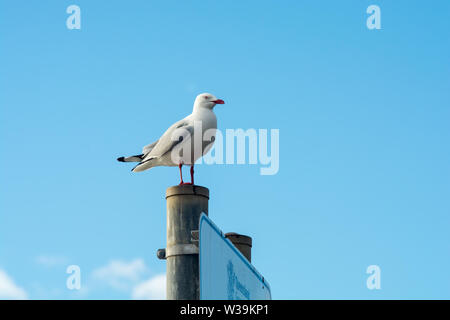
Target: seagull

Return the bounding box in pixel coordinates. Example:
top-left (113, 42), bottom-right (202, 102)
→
top-left (117, 93), bottom-right (225, 185)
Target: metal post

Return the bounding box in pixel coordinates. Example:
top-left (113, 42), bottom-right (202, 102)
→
top-left (225, 233), bottom-right (253, 262)
top-left (164, 185), bottom-right (209, 300)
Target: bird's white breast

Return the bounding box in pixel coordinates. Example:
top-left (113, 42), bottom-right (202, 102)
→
top-left (192, 108), bottom-right (217, 131)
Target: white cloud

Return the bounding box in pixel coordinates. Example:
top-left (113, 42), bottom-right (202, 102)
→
top-left (90, 259), bottom-right (166, 299)
top-left (131, 274), bottom-right (166, 300)
top-left (0, 269), bottom-right (28, 300)
top-left (92, 259), bottom-right (148, 290)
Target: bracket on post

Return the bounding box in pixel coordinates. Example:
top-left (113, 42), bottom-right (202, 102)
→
top-left (191, 230), bottom-right (199, 247)
top-left (156, 248), bottom-right (166, 260)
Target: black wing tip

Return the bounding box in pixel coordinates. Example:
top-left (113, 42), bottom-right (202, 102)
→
top-left (117, 157), bottom-right (125, 162)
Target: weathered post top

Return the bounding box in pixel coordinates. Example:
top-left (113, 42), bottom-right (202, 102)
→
top-left (165, 184), bottom-right (209, 300)
top-left (166, 185), bottom-right (209, 200)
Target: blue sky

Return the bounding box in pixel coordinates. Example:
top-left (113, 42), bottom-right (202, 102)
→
top-left (0, 0), bottom-right (449, 299)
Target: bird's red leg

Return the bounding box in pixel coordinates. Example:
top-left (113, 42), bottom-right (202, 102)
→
top-left (190, 165), bottom-right (194, 185)
top-left (178, 163), bottom-right (184, 185)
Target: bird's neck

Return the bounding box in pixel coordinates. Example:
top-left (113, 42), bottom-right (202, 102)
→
top-left (192, 105), bottom-right (213, 114)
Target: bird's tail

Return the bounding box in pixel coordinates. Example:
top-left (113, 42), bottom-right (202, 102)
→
top-left (117, 154), bottom-right (144, 162)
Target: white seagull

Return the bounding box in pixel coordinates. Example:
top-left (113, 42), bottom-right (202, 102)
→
top-left (117, 93), bottom-right (225, 185)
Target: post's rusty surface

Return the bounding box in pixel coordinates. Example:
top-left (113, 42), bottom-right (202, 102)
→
top-left (165, 185), bottom-right (209, 300)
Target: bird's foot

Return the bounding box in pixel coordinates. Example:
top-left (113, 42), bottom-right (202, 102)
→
top-left (179, 182), bottom-right (193, 186)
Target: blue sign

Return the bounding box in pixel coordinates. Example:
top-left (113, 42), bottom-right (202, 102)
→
top-left (199, 214), bottom-right (271, 300)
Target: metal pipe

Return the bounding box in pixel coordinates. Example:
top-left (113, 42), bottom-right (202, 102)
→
top-left (225, 232), bottom-right (252, 262)
top-left (164, 185), bottom-right (209, 300)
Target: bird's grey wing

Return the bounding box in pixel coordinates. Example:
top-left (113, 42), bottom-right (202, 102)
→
top-left (142, 140), bottom-right (159, 155)
top-left (203, 135), bottom-right (215, 156)
top-left (139, 120), bottom-right (193, 163)
top-left (119, 140), bottom-right (159, 163)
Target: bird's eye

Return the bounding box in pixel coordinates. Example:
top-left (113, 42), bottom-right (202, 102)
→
top-left (204, 96), bottom-right (209, 100)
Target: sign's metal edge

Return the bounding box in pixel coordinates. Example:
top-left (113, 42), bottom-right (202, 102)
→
top-left (199, 213), bottom-right (272, 300)
top-left (199, 213), bottom-right (206, 300)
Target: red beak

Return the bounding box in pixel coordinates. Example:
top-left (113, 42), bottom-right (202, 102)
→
top-left (213, 99), bottom-right (225, 104)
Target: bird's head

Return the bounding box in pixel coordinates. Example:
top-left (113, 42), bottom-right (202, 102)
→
top-left (193, 93), bottom-right (225, 111)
